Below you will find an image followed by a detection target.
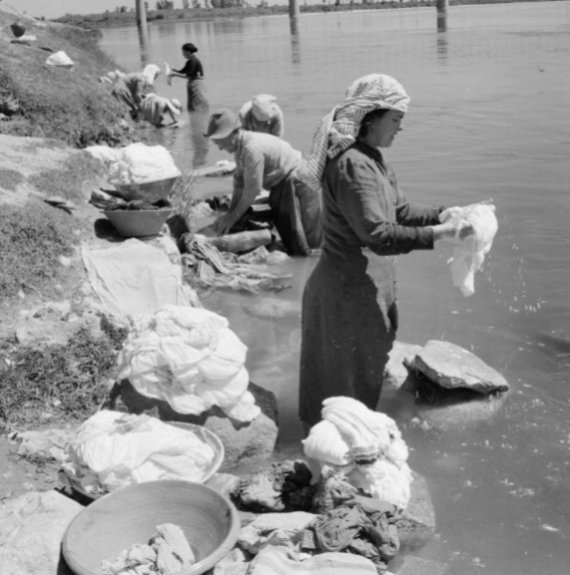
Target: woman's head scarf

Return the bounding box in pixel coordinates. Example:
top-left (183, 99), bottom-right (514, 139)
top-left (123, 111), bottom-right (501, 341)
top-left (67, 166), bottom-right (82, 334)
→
top-left (298, 73), bottom-right (410, 191)
top-left (142, 64), bottom-right (161, 86)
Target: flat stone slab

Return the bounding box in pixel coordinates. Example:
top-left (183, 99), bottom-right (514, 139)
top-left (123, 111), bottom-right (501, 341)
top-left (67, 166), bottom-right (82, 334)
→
top-left (407, 340), bottom-right (510, 395)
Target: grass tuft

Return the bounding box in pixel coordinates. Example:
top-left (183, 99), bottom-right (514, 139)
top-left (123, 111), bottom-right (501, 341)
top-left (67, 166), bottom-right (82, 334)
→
top-left (0, 327), bottom-right (124, 429)
top-left (0, 201), bottom-right (76, 298)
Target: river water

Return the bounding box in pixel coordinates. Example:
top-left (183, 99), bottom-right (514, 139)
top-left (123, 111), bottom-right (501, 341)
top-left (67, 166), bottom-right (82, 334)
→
top-left (100, 3), bottom-right (570, 573)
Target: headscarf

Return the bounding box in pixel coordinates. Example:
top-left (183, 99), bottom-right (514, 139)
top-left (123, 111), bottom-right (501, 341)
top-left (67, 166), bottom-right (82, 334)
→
top-left (141, 63), bottom-right (161, 86)
top-left (251, 94), bottom-right (278, 122)
top-left (298, 74), bottom-right (410, 191)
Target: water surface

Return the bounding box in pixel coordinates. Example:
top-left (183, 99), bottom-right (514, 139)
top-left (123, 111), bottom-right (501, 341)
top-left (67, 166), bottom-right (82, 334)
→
top-left (100, 4), bottom-right (570, 573)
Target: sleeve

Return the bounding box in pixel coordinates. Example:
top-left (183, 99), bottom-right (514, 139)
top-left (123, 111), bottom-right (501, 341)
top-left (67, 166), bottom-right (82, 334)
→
top-left (334, 156), bottom-right (435, 255)
top-left (238, 103), bottom-right (252, 131)
top-left (386, 164), bottom-right (443, 226)
top-left (174, 60), bottom-right (192, 76)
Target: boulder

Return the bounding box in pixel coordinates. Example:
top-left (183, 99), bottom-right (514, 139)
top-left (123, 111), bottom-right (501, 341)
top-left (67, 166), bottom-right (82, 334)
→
top-left (0, 490), bottom-right (82, 575)
top-left (116, 380), bottom-right (279, 470)
top-left (383, 341), bottom-right (423, 390)
top-left (406, 340), bottom-right (510, 395)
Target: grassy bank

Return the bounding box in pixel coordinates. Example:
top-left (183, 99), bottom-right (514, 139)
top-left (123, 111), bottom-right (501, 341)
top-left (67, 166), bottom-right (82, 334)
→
top-left (0, 11), bottom-right (132, 147)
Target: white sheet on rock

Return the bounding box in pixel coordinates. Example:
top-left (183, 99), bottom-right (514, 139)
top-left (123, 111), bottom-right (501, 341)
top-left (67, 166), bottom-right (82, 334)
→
top-left (302, 397), bottom-right (412, 510)
top-left (447, 202), bottom-right (498, 297)
top-left (81, 238), bottom-right (196, 319)
top-left (117, 305), bottom-right (260, 422)
top-left (86, 142), bottom-right (181, 184)
top-left (61, 411), bottom-right (218, 496)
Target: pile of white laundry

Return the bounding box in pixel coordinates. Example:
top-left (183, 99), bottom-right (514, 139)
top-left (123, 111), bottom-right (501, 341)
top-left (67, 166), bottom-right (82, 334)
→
top-left (86, 142), bottom-right (181, 185)
top-left (61, 410), bottom-right (219, 496)
top-left (117, 305), bottom-right (260, 423)
top-left (302, 397), bottom-right (412, 510)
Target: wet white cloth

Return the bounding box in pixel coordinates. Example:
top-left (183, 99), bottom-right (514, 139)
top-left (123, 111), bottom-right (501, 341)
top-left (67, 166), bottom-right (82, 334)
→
top-left (86, 142), bottom-right (181, 184)
top-left (61, 411), bottom-right (218, 496)
top-left (141, 63), bottom-right (161, 86)
top-left (81, 239), bottom-right (196, 319)
top-left (117, 305), bottom-right (260, 422)
top-left (302, 397), bottom-right (412, 509)
top-left (298, 73), bottom-right (410, 191)
top-left (447, 203), bottom-right (498, 296)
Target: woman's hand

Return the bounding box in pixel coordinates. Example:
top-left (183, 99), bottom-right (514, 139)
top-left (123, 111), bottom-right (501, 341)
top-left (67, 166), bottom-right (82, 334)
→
top-left (432, 219), bottom-right (474, 242)
top-left (439, 206), bottom-right (463, 223)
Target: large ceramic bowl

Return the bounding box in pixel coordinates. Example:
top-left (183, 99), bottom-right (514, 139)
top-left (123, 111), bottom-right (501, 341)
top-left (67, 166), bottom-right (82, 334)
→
top-left (104, 207), bottom-right (173, 237)
top-left (62, 480), bottom-right (240, 575)
top-left (111, 175), bottom-right (181, 203)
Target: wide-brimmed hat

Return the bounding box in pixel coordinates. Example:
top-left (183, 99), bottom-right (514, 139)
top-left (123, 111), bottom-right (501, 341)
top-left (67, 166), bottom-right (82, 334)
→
top-left (203, 109), bottom-right (240, 139)
top-left (251, 94), bottom-right (277, 122)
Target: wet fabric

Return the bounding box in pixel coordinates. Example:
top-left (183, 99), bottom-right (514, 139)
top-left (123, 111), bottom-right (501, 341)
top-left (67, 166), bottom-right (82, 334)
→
top-left (234, 460), bottom-right (316, 512)
top-left (301, 497), bottom-right (400, 570)
top-left (141, 94), bottom-right (181, 127)
top-left (299, 141), bottom-right (442, 426)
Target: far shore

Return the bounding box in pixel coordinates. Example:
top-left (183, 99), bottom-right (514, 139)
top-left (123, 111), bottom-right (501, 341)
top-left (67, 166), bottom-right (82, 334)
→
top-left (54, 0), bottom-right (561, 29)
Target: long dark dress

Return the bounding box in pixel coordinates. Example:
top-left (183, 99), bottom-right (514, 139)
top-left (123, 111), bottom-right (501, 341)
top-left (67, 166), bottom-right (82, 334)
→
top-left (299, 140), bottom-right (443, 426)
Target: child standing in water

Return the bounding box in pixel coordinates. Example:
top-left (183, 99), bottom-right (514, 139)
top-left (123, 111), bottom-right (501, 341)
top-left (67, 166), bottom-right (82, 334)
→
top-left (166, 43), bottom-right (209, 112)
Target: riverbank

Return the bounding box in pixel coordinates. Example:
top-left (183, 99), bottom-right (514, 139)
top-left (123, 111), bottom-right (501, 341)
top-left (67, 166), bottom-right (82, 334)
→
top-left (54, 0), bottom-right (562, 29)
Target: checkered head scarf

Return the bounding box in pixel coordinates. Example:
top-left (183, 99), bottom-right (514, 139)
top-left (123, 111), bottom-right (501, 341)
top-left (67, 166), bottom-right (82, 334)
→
top-left (298, 74), bottom-right (410, 191)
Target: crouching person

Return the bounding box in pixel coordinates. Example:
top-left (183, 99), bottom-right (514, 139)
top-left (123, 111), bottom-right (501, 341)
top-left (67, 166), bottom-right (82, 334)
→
top-left (203, 108), bottom-right (322, 256)
top-left (141, 93), bottom-right (182, 127)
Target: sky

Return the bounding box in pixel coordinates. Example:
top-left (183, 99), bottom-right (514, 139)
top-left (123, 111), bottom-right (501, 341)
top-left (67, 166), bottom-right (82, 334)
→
top-left (5, 1), bottom-right (148, 20)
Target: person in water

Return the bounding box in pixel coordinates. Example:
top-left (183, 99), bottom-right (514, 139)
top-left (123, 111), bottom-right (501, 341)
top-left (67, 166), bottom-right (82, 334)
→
top-left (203, 108), bottom-right (322, 256)
top-left (238, 94), bottom-right (284, 138)
top-left (166, 43), bottom-right (209, 112)
top-left (298, 73), bottom-right (473, 427)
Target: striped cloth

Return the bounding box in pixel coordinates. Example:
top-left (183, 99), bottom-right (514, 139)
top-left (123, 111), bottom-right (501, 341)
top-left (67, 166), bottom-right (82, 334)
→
top-left (246, 548), bottom-right (379, 575)
top-left (298, 74), bottom-right (410, 192)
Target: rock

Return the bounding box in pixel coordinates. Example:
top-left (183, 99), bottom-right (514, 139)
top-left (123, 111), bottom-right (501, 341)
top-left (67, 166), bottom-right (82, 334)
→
top-left (384, 341), bottom-right (423, 390)
top-left (407, 340), bottom-right (510, 395)
top-left (205, 472), bottom-right (240, 498)
top-left (116, 380), bottom-right (279, 470)
top-left (396, 472), bottom-right (436, 551)
top-left (10, 22), bottom-right (26, 38)
top-left (0, 490), bottom-right (83, 575)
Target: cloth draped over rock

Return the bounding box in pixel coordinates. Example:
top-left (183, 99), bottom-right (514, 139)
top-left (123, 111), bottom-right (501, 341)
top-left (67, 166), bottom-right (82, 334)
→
top-left (446, 202), bottom-right (498, 296)
top-left (302, 397), bottom-right (412, 510)
top-left (117, 305), bottom-right (260, 422)
top-left (86, 142), bottom-right (181, 184)
top-left (61, 411), bottom-right (219, 497)
top-left (82, 238), bottom-right (197, 319)
top-left (301, 496), bottom-right (400, 570)
top-left (233, 460), bottom-right (316, 512)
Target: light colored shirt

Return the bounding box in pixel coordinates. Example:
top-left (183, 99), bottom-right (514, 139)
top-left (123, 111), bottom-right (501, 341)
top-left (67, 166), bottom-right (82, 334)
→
top-left (238, 101), bottom-right (284, 138)
top-left (233, 130), bottom-right (302, 199)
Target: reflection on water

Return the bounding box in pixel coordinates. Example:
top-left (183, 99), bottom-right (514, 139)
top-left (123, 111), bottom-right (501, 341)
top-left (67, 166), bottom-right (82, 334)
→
top-left (101, 5), bottom-right (570, 574)
top-left (289, 16), bottom-right (301, 64)
top-left (188, 110), bottom-right (210, 168)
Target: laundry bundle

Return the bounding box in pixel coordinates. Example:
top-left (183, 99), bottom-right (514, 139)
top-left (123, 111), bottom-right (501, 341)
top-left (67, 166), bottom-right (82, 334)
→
top-left (302, 397), bottom-right (412, 510)
top-left (61, 411), bottom-right (219, 496)
top-left (117, 305), bottom-right (260, 422)
top-left (86, 142), bottom-right (181, 184)
top-left (446, 202), bottom-right (498, 297)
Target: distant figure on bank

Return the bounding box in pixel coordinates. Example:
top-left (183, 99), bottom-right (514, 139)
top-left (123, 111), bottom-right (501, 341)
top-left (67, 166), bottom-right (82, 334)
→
top-left (238, 94), bottom-right (284, 138)
top-left (104, 64), bottom-right (161, 120)
top-left (166, 43), bottom-right (209, 112)
top-left (140, 94), bottom-right (182, 127)
top-left (203, 108), bottom-right (322, 256)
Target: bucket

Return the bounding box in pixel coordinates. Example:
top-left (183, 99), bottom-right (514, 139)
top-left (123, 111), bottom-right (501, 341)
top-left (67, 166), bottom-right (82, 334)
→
top-left (104, 208), bottom-right (173, 238)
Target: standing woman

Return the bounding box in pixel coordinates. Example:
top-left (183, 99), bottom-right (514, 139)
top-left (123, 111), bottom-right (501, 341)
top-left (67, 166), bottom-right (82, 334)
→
top-left (298, 73), bottom-right (472, 428)
top-left (166, 43), bottom-right (209, 112)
